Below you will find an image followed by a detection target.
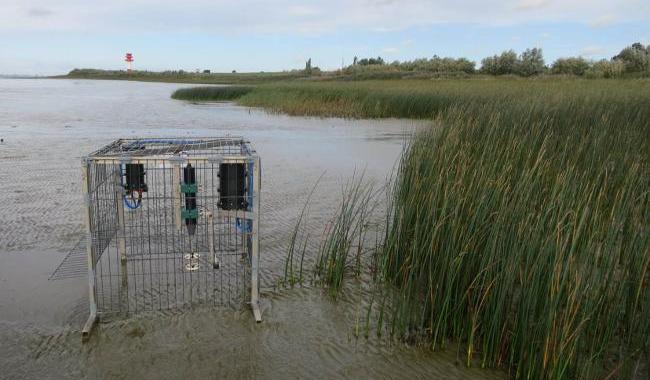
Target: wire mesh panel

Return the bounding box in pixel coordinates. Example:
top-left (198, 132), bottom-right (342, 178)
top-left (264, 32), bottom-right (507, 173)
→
top-left (81, 138), bottom-right (261, 335)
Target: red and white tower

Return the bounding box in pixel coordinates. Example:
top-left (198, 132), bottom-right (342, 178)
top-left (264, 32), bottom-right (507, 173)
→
top-left (125, 53), bottom-right (134, 72)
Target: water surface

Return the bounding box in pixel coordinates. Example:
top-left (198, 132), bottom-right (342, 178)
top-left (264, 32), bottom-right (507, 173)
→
top-left (0, 78), bottom-right (502, 379)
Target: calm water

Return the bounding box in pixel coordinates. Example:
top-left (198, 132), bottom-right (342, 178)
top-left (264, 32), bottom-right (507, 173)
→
top-left (0, 79), bottom-right (502, 379)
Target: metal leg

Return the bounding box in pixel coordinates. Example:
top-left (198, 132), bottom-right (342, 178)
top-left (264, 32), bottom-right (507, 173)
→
top-left (116, 176), bottom-right (128, 313)
top-left (81, 161), bottom-right (98, 341)
top-left (82, 312), bottom-right (98, 342)
top-left (206, 210), bottom-right (219, 269)
top-left (250, 156), bottom-right (262, 322)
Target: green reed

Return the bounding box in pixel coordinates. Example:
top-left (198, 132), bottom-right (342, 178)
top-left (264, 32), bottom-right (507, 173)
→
top-left (313, 172), bottom-right (378, 297)
top-left (171, 86), bottom-right (254, 101)
top-left (251, 77), bottom-right (649, 378)
top-left (379, 93), bottom-right (649, 378)
top-left (282, 173), bottom-right (325, 288)
top-left (236, 79), bottom-right (650, 120)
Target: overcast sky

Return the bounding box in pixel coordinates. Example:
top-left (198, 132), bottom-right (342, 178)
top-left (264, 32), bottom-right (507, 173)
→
top-left (1, 0), bottom-right (648, 75)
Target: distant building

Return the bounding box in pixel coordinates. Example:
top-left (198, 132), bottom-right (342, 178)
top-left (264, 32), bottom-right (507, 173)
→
top-left (125, 53), bottom-right (134, 72)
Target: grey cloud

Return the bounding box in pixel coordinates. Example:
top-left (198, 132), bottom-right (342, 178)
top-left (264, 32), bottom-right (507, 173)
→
top-left (515, 0), bottom-right (552, 11)
top-left (589, 15), bottom-right (615, 28)
top-left (0, 0), bottom-right (646, 34)
top-left (27, 7), bottom-right (53, 17)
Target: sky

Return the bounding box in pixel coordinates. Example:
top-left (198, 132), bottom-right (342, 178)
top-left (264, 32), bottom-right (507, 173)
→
top-left (0, 0), bottom-right (648, 75)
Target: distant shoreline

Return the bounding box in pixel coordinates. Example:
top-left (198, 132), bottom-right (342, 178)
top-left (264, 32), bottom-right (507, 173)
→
top-left (52, 69), bottom-right (310, 85)
top-left (0, 75), bottom-right (47, 79)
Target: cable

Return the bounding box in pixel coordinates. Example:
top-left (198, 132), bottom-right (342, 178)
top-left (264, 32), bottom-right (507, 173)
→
top-left (124, 191), bottom-right (142, 210)
top-left (236, 218), bottom-right (252, 233)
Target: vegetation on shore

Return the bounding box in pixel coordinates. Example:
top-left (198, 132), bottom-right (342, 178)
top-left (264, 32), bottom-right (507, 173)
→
top-left (344, 43), bottom-right (649, 79)
top-left (268, 78), bottom-right (649, 378)
top-left (378, 87), bottom-right (649, 379)
top-left (170, 86), bottom-right (253, 101)
top-left (59, 68), bottom-right (309, 84)
top-left (171, 78), bottom-right (650, 119)
top-left (62, 42), bottom-right (649, 84)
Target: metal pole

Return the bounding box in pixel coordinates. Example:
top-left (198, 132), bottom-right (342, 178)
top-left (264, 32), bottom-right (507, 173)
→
top-left (116, 165), bottom-right (128, 312)
top-left (250, 156), bottom-right (262, 322)
top-left (172, 163), bottom-right (182, 231)
top-left (206, 210), bottom-right (218, 268)
top-left (81, 159), bottom-right (98, 341)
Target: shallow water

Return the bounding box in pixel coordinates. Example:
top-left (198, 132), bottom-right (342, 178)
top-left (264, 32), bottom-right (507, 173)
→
top-left (0, 78), bottom-right (503, 379)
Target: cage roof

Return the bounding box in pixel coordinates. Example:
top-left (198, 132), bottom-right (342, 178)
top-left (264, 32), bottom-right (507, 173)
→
top-left (86, 137), bottom-right (256, 160)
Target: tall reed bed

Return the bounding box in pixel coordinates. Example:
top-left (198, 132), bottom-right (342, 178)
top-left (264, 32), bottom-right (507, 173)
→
top-left (379, 90), bottom-right (649, 378)
top-left (171, 85), bottom-right (253, 101)
top-left (236, 79), bottom-right (650, 120)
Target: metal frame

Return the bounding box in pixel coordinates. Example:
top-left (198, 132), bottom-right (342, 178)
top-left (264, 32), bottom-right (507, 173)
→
top-left (81, 137), bottom-right (261, 341)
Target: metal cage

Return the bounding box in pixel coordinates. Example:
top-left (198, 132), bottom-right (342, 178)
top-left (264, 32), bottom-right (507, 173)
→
top-left (80, 137), bottom-right (261, 339)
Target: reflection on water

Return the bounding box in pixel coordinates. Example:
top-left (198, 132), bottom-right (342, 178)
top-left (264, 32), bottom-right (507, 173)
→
top-left (0, 79), bottom-right (502, 379)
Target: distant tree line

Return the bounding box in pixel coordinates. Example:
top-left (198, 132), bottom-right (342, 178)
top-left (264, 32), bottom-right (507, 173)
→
top-left (344, 55), bottom-right (475, 76)
top-left (354, 56), bottom-right (386, 66)
top-left (346, 42), bottom-right (650, 78)
top-left (480, 48), bottom-right (545, 77)
top-left (66, 42), bottom-right (649, 81)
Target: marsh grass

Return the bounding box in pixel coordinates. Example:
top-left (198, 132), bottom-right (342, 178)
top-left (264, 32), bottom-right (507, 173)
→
top-left (281, 173), bottom-right (325, 288)
top-left (171, 86), bottom-right (254, 101)
top-left (262, 78), bottom-right (649, 378)
top-left (313, 172), bottom-right (381, 297)
top-left (379, 97), bottom-right (649, 378)
top-left (236, 79), bottom-right (650, 120)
